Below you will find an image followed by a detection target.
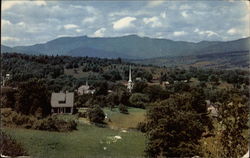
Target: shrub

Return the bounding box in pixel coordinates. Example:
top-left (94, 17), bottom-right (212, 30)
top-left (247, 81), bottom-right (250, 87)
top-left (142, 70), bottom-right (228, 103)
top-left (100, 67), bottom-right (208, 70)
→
top-left (118, 104), bottom-right (129, 114)
top-left (78, 112), bottom-right (87, 118)
top-left (1, 109), bottom-right (77, 132)
top-left (2, 108), bottom-right (36, 128)
top-left (129, 93), bottom-right (149, 108)
top-left (0, 132), bottom-right (27, 157)
top-left (33, 116), bottom-right (77, 132)
top-left (137, 122), bottom-right (146, 133)
top-left (87, 106), bottom-right (105, 124)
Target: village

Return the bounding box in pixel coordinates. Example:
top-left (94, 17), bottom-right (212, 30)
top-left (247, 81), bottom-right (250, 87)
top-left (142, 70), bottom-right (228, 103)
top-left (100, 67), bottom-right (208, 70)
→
top-left (1, 66), bottom-right (219, 117)
top-left (1, 52), bottom-right (249, 158)
top-left (1, 0), bottom-right (249, 157)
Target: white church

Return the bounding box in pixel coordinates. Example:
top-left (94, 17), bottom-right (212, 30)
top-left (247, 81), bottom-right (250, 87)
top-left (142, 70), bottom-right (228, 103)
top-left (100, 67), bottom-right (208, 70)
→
top-left (127, 65), bottom-right (133, 92)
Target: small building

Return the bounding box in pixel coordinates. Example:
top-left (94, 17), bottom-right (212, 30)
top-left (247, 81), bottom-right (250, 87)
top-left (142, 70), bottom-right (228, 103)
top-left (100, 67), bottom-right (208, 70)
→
top-left (135, 77), bottom-right (142, 81)
top-left (206, 100), bottom-right (218, 117)
top-left (1, 73), bottom-right (10, 86)
top-left (77, 81), bottom-right (95, 95)
top-left (51, 92), bottom-right (74, 114)
top-left (163, 81), bottom-right (170, 85)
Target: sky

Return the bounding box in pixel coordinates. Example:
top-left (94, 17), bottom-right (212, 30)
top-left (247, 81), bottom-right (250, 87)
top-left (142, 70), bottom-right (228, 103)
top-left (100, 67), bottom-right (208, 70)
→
top-left (1, 0), bottom-right (250, 46)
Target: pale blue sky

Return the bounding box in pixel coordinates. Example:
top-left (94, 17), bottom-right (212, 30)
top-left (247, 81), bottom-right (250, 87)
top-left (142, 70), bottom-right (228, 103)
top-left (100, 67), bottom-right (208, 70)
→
top-left (2, 0), bottom-right (249, 46)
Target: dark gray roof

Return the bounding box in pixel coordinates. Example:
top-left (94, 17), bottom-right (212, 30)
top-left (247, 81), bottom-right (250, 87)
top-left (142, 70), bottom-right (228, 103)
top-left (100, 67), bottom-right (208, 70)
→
top-left (51, 92), bottom-right (74, 107)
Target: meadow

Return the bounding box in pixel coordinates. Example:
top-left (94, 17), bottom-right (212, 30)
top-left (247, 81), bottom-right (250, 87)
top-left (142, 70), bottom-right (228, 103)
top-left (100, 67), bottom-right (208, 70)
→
top-left (3, 108), bottom-right (146, 158)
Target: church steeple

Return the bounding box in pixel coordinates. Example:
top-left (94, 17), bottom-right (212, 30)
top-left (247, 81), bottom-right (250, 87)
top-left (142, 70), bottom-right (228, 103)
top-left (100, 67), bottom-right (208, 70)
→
top-left (127, 65), bottom-right (133, 92)
top-left (129, 65), bottom-right (132, 82)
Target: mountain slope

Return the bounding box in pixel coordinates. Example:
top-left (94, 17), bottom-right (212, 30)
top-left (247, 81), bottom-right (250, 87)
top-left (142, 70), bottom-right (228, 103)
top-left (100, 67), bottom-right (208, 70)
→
top-left (2, 35), bottom-right (250, 59)
top-left (68, 47), bottom-right (135, 59)
top-left (1, 45), bottom-right (14, 53)
top-left (130, 50), bottom-right (250, 69)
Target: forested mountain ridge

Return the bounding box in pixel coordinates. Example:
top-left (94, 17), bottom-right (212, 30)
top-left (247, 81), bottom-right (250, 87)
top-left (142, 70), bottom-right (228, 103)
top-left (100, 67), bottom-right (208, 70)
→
top-left (130, 50), bottom-right (250, 69)
top-left (1, 35), bottom-right (249, 59)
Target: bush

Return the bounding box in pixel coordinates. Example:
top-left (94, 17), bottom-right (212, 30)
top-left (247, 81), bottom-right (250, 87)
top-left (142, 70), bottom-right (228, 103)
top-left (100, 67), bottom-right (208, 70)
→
top-left (1, 108), bottom-right (77, 132)
top-left (2, 108), bottom-right (36, 128)
top-left (137, 122), bottom-right (146, 133)
top-left (0, 132), bottom-right (27, 157)
top-left (33, 116), bottom-right (77, 132)
top-left (118, 104), bottom-right (129, 114)
top-left (78, 112), bottom-right (87, 118)
top-left (129, 93), bottom-right (149, 108)
top-left (87, 106), bottom-right (105, 124)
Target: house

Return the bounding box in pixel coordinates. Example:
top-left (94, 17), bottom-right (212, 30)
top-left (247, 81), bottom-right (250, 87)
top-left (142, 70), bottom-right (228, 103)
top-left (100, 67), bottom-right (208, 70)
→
top-left (77, 81), bottom-right (95, 95)
top-left (163, 81), bottom-right (170, 85)
top-left (206, 100), bottom-right (218, 117)
top-left (51, 92), bottom-right (74, 114)
top-left (1, 73), bottom-right (10, 86)
top-left (135, 77), bottom-right (142, 81)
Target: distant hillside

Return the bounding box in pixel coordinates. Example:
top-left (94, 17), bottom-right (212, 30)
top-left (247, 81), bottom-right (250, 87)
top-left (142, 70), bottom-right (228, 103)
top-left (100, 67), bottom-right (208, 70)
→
top-left (2, 35), bottom-right (249, 59)
top-left (68, 47), bottom-right (135, 59)
top-left (130, 51), bottom-right (250, 69)
top-left (1, 45), bottom-right (13, 53)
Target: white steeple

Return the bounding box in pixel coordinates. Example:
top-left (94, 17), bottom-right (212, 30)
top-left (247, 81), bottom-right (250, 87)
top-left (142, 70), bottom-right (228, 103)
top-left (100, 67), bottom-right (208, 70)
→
top-left (129, 65), bottom-right (132, 82)
top-left (127, 65), bottom-right (133, 92)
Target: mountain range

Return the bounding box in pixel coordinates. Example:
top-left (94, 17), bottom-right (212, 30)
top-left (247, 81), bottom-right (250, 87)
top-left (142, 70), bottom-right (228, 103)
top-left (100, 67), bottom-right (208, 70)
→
top-left (1, 35), bottom-right (250, 59)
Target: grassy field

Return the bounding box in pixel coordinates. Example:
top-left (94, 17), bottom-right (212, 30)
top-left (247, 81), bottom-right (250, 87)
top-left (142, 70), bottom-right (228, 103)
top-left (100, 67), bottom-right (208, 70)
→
top-left (103, 107), bottom-right (146, 129)
top-left (3, 107), bottom-right (146, 158)
top-left (3, 124), bottom-right (146, 158)
top-left (78, 107), bottom-right (146, 129)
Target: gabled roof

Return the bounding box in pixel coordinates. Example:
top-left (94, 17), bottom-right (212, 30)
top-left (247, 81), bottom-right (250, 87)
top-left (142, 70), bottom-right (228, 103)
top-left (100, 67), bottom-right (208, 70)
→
top-left (51, 92), bottom-right (74, 107)
top-left (78, 85), bottom-right (90, 91)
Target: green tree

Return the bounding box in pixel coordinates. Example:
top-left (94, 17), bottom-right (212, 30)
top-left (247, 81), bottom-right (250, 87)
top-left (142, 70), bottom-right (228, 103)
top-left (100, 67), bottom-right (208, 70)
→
top-left (118, 104), bottom-right (129, 114)
top-left (132, 81), bottom-right (148, 93)
top-left (143, 85), bottom-right (169, 102)
top-left (145, 93), bottom-right (212, 157)
top-left (94, 81), bottom-right (108, 95)
top-left (218, 96), bottom-right (249, 158)
top-left (129, 93), bottom-right (149, 108)
top-left (15, 79), bottom-right (51, 117)
top-left (87, 105), bottom-right (105, 124)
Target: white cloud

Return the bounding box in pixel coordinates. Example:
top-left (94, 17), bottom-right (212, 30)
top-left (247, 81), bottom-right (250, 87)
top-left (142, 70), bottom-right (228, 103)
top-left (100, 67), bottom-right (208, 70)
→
top-left (204, 31), bottom-right (218, 37)
top-left (227, 28), bottom-right (238, 35)
top-left (85, 6), bottom-right (97, 14)
top-left (34, 1), bottom-right (47, 6)
top-left (109, 10), bottom-right (151, 17)
top-left (2, 19), bottom-right (12, 32)
top-left (173, 31), bottom-right (187, 36)
top-left (57, 34), bottom-right (74, 38)
top-left (76, 29), bottom-right (83, 33)
top-left (2, 19), bottom-right (12, 26)
top-left (147, 1), bottom-right (165, 7)
top-left (17, 22), bottom-right (26, 27)
top-left (113, 17), bottom-right (136, 30)
top-left (2, 0), bottom-right (46, 11)
top-left (64, 24), bottom-right (79, 30)
top-left (143, 16), bottom-right (162, 28)
top-left (160, 11), bottom-right (167, 19)
top-left (93, 28), bottom-right (106, 37)
top-left (179, 4), bottom-right (191, 10)
top-left (2, 36), bottom-right (20, 42)
top-left (194, 28), bottom-right (218, 37)
top-left (82, 17), bottom-right (96, 24)
top-left (194, 28), bottom-right (200, 33)
top-left (181, 11), bottom-right (189, 18)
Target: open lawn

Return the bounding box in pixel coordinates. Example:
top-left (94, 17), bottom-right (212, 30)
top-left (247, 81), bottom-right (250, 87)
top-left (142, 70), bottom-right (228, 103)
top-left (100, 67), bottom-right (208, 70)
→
top-left (103, 107), bottom-right (146, 129)
top-left (3, 123), bottom-right (146, 158)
